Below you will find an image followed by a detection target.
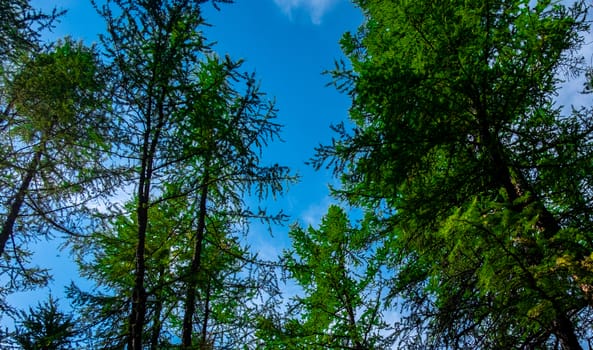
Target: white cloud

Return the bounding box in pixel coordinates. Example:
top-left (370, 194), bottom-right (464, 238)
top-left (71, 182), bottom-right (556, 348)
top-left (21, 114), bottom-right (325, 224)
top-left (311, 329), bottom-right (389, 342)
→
top-left (273, 0), bottom-right (340, 24)
top-left (300, 195), bottom-right (334, 226)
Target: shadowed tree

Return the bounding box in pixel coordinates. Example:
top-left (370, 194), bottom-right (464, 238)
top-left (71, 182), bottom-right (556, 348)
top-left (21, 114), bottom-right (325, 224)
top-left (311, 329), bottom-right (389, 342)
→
top-left (13, 296), bottom-right (78, 350)
top-left (316, 0), bottom-right (593, 348)
top-left (0, 38), bottom-right (114, 312)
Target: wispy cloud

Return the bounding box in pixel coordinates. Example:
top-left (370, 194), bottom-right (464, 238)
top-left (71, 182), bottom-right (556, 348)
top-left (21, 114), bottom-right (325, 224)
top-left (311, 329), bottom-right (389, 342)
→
top-left (300, 195), bottom-right (333, 226)
top-left (273, 0), bottom-right (340, 24)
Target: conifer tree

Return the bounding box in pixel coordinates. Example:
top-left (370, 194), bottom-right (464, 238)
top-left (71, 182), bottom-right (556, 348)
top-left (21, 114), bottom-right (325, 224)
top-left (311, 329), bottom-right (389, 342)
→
top-left (317, 0), bottom-right (593, 348)
top-left (87, 1), bottom-right (291, 347)
top-left (13, 296), bottom-right (78, 350)
top-left (0, 38), bottom-right (113, 311)
top-left (258, 205), bottom-right (392, 349)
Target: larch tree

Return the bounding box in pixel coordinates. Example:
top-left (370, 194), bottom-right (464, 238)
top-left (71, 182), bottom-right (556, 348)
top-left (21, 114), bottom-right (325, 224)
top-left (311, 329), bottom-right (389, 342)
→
top-left (12, 296), bottom-right (78, 350)
top-left (91, 0), bottom-right (291, 348)
top-left (315, 0), bottom-right (593, 348)
top-left (257, 205), bottom-right (392, 349)
top-left (0, 38), bottom-right (114, 311)
top-left (0, 0), bottom-right (62, 62)
top-left (92, 0), bottom-right (217, 346)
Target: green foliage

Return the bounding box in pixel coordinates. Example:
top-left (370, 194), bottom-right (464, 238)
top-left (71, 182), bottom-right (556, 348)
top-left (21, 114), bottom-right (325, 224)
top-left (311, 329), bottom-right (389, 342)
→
top-left (11, 39), bottom-right (106, 145)
top-left (0, 0), bottom-right (63, 61)
top-left (0, 37), bottom-right (115, 314)
top-left (257, 205), bottom-right (393, 349)
top-left (71, 196), bottom-right (274, 348)
top-left (71, 198), bottom-right (190, 348)
top-left (13, 296), bottom-right (78, 350)
top-left (318, 0), bottom-right (593, 348)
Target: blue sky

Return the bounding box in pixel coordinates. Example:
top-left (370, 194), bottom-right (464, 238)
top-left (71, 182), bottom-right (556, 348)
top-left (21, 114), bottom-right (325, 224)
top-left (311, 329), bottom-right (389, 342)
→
top-left (7, 0), bottom-right (593, 343)
top-left (5, 0), bottom-right (363, 317)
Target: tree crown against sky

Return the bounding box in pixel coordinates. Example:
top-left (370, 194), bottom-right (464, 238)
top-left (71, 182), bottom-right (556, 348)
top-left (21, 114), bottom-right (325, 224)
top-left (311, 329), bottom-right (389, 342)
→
top-left (13, 295), bottom-right (78, 350)
top-left (2, 0), bottom-right (593, 349)
top-left (0, 34), bottom-right (117, 319)
top-left (315, 0), bottom-right (593, 348)
top-left (0, 0), bottom-right (63, 61)
top-left (70, 0), bottom-right (294, 348)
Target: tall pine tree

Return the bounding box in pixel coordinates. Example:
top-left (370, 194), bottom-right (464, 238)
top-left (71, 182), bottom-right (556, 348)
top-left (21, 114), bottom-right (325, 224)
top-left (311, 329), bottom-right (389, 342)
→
top-left (258, 205), bottom-right (392, 349)
top-left (85, 0), bottom-right (291, 347)
top-left (0, 38), bottom-right (114, 312)
top-left (317, 0), bottom-right (593, 348)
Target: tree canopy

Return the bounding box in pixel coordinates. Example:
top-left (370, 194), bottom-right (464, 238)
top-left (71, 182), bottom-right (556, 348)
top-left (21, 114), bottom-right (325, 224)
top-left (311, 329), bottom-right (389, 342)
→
top-left (1, 0), bottom-right (593, 349)
top-left (316, 0), bottom-right (593, 348)
top-left (0, 37), bottom-right (115, 314)
top-left (0, 0), bottom-right (62, 61)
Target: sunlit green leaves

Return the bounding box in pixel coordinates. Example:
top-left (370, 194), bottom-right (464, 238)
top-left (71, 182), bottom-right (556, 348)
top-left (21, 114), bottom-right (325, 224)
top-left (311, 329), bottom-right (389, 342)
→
top-left (320, 0), bottom-right (593, 348)
top-left (266, 205), bottom-right (391, 349)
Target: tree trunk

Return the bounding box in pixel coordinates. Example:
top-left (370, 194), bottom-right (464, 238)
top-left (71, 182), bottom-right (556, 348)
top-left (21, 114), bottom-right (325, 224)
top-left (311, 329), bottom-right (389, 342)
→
top-left (129, 118), bottom-right (159, 349)
top-left (150, 266), bottom-right (165, 350)
top-left (481, 125), bottom-right (582, 349)
top-left (554, 313), bottom-right (583, 350)
top-left (0, 148), bottom-right (42, 257)
top-left (181, 168), bottom-right (210, 348)
top-left (129, 199), bottom-right (148, 350)
top-left (200, 279), bottom-right (212, 348)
